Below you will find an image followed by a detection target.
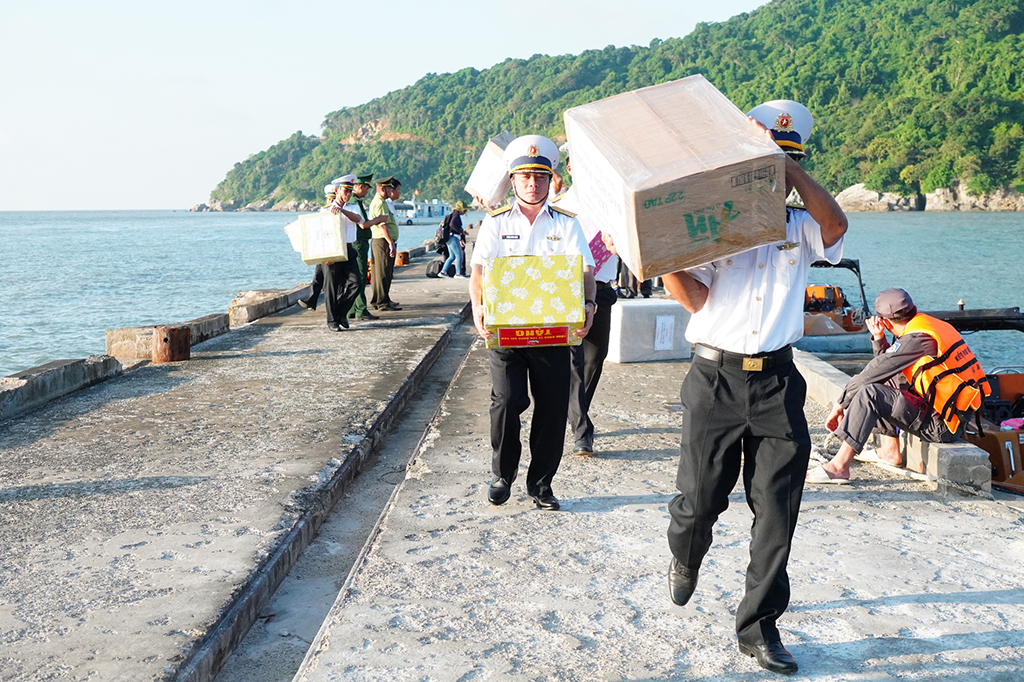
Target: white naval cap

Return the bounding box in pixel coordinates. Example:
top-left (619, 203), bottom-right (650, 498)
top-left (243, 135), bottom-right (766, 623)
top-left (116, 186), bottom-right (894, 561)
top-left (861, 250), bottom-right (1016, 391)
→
top-left (324, 183), bottom-right (338, 196)
top-left (746, 100), bottom-right (813, 158)
top-left (503, 134), bottom-right (560, 175)
top-left (332, 174), bottom-right (357, 188)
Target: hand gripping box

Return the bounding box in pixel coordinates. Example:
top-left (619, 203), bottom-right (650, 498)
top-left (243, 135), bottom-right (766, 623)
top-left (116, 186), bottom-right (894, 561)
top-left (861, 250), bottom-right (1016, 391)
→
top-left (465, 131), bottom-right (515, 207)
top-left (564, 74), bottom-right (787, 280)
top-left (482, 255), bottom-right (585, 350)
top-left (295, 212), bottom-right (347, 265)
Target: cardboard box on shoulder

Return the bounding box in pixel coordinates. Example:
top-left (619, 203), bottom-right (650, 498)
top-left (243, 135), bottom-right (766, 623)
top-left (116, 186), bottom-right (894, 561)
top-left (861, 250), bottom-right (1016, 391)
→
top-left (465, 131), bottom-right (515, 207)
top-left (296, 212), bottom-right (347, 265)
top-left (482, 255), bottom-right (585, 350)
top-left (564, 74), bottom-right (787, 280)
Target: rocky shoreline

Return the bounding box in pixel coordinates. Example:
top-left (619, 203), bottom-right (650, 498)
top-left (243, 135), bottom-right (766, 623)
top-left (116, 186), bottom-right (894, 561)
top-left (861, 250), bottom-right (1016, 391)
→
top-left (191, 182), bottom-right (1024, 213)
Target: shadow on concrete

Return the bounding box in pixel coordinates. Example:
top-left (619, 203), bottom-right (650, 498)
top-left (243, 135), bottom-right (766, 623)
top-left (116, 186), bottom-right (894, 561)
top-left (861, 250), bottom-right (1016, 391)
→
top-left (795, 588), bottom-right (1024, 612)
top-left (194, 320), bottom-right (275, 353)
top-left (0, 363), bottom-right (194, 450)
top-left (0, 475), bottom-right (211, 502)
top-left (562, 493), bottom-right (669, 511)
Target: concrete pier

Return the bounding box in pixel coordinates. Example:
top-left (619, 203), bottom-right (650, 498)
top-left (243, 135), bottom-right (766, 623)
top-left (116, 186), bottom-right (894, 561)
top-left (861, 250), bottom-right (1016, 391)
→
top-left (2, 250), bottom-right (1023, 681)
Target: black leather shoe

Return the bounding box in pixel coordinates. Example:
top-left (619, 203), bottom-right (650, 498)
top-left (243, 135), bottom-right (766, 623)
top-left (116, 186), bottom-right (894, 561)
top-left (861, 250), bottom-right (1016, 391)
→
top-left (738, 641), bottom-right (798, 675)
top-left (386, 302), bottom-right (403, 311)
top-left (357, 311), bottom-right (379, 321)
top-left (530, 493), bottom-right (560, 511)
top-left (337, 316), bottom-right (349, 329)
top-left (298, 297), bottom-right (316, 311)
top-left (488, 478), bottom-right (513, 505)
top-left (668, 557), bottom-right (698, 606)
top-left (327, 322), bottom-right (341, 331)
top-left (572, 437), bottom-right (594, 457)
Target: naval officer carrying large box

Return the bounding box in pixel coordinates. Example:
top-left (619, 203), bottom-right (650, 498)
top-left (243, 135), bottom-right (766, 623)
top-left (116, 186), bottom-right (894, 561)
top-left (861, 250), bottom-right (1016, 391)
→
top-left (563, 74), bottom-right (787, 280)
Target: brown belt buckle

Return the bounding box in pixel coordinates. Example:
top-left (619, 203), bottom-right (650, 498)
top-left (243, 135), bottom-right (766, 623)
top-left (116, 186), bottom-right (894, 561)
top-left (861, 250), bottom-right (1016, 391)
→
top-left (742, 356), bottom-right (764, 371)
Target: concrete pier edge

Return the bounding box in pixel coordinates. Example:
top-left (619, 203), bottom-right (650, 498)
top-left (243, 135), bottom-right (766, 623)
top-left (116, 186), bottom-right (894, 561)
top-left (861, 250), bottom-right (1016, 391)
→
top-left (172, 301), bottom-right (471, 682)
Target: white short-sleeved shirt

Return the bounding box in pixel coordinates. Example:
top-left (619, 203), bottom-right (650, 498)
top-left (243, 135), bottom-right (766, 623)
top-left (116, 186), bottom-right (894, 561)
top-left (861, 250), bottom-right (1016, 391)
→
top-left (683, 208), bottom-right (843, 354)
top-left (341, 202), bottom-right (361, 243)
top-left (551, 186), bottom-right (618, 283)
top-left (471, 201), bottom-right (595, 268)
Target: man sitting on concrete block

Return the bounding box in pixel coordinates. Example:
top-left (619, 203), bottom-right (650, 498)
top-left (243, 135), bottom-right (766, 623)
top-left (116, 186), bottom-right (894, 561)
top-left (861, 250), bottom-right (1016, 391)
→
top-left (808, 288), bottom-right (990, 484)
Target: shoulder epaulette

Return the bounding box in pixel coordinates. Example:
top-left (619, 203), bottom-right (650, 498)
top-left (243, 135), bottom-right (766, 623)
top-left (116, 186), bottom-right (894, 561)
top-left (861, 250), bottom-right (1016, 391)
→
top-left (488, 205), bottom-right (512, 217)
top-left (550, 205), bottom-right (576, 218)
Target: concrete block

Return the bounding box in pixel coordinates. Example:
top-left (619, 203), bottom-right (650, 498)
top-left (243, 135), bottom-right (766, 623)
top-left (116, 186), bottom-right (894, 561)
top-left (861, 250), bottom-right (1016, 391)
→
top-left (408, 246), bottom-right (427, 258)
top-left (1, 355), bottom-right (122, 421)
top-left (106, 314), bottom-right (230, 364)
top-left (793, 349), bottom-right (849, 407)
top-left (607, 299), bottom-right (691, 363)
top-left (229, 284), bottom-right (310, 327)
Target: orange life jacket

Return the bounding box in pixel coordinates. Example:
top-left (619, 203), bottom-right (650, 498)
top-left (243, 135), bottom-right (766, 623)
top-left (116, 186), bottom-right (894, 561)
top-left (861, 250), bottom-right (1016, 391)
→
top-left (898, 313), bottom-right (990, 434)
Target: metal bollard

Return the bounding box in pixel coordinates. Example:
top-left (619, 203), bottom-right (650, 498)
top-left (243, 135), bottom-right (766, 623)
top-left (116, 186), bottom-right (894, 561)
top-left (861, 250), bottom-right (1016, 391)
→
top-left (396, 250), bottom-right (410, 266)
top-left (153, 326), bottom-right (191, 363)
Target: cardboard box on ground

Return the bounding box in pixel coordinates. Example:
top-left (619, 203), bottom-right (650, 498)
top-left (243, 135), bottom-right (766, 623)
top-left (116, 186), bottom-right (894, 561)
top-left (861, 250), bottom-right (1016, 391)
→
top-left (482, 255), bottom-right (585, 350)
top-left (465, 131), bottom-right (515, 207)
top-left (564, 74), bottom-right (788, 280)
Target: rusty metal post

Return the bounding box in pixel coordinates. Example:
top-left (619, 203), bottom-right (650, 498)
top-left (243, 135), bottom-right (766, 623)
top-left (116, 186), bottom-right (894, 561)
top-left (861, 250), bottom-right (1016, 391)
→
top-left (396, 250), bottom-right (410, 266)
top-left (152, 326), bottom-right (191, 363)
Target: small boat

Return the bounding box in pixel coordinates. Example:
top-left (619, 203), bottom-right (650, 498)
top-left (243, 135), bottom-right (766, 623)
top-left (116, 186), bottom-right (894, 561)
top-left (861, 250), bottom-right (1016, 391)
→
top-left (794, 258), bottom-right (873, 353)
top-left (392, 199), bottom-right (451, 225)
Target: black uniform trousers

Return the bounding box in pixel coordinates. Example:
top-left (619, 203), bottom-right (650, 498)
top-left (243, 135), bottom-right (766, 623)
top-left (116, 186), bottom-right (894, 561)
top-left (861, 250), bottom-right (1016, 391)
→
top-left (834, 382), bottom-right (955, 453)
top-left (305, 264), bottom-right (324, 307)
top-left (370, 238), bottom-right (396, 309)
top-left (322, 245), bottom-right (361, 326)
top-left (346, 238), bottom-right (371, 318)
top-left (667, 353), bottom-right (811, 647)
top-left (489, 346), bottom-right (571, 496)
top-left (568, 282), bottom-right (616, 442)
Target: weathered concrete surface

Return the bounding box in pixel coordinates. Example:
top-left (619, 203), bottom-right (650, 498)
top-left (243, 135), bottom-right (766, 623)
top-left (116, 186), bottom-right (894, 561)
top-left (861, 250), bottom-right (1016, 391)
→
top-left (795, 349), bottom-right (992, 497)
top-left (0, 355), bottom-right (123, 422)
top-left (0, 257), bottom-right (474, 681)
top-left (294, 347), bottom-right (1024, 682)
top-left (106, 314), bottom-right (232, 365)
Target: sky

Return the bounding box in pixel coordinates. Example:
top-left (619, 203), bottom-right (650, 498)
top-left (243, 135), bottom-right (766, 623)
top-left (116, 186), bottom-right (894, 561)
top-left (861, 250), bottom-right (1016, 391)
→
top-left (0, 0), bottom-right (769, 211)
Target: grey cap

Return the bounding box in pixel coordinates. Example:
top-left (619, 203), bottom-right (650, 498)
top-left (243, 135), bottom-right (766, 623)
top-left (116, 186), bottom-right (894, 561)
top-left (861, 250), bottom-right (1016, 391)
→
top-left (874, 288), bottom-right (915, 319)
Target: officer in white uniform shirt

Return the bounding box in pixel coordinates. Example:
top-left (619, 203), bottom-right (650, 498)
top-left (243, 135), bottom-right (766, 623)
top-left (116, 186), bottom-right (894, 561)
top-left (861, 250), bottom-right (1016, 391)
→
top-left (661, 101), bottom-right (848, 675)
top-left (552, 142), bottom-right (620, 457)
top-left (469, 134), bottom-right (596, 511)
top-left (321, 175), bottom-right (376, 331)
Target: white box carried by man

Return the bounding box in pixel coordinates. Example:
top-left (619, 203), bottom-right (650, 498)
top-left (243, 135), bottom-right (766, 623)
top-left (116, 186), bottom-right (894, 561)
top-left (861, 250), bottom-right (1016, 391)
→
top-left (285, 212), bottom-right (347, 265)
top-left (464, 131), bottom-right (516, 207)
top-left (564, 74), bottom-right (787, 280)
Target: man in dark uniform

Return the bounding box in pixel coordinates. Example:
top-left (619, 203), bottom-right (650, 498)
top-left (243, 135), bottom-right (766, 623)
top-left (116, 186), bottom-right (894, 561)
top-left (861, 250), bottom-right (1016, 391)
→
top-left (552, 142), bottom-right (619, 457)
top-left (469, 135), bottom-right (596, 511)
top-left (663, 100), bottom-right (848, 675)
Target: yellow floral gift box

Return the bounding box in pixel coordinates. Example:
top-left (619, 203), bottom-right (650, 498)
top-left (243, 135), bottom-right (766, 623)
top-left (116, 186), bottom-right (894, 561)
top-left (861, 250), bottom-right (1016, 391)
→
top-left (482, 254), bottom-right (586, 349)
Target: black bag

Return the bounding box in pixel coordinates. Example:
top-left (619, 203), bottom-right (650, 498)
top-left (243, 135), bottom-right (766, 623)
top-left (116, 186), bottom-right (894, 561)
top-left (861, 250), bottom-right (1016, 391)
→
top-left (434, 214), bottom-right (452, 251)
top-left (426, 258), bottom-right (445, 278)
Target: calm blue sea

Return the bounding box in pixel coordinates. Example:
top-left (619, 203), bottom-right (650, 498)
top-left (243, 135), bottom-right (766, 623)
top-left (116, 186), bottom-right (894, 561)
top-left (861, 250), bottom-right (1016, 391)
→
top-left (0, 210), bottom-right (1021, 377)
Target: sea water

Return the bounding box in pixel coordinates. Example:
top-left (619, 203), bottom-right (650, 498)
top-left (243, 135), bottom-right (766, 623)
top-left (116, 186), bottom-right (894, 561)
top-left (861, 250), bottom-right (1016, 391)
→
top-left (0, 210), bottom-right (1021, 378)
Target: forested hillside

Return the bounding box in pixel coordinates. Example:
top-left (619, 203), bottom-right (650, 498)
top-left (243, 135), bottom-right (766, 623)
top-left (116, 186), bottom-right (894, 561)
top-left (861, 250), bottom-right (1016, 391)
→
top-left (209, 0), bottom-right (1024, 207)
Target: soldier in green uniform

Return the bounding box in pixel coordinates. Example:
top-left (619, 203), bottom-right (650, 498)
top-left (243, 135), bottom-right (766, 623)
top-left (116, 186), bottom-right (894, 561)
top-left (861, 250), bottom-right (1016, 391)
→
top-left (369, 177), bottom-right (402, 311)
top-left (345, 172), bottom-right (378, 321)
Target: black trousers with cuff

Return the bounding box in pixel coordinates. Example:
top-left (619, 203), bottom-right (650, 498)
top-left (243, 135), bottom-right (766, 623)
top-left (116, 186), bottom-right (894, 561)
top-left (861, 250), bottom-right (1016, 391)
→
top-left (568, 282), bottom-right (616, 443)
top-left (322, 245), bottom-right (361, 326)
top-left (667, 351), bottom-right (811, 647)
top-left (489, 346), bottom-right (571, 496)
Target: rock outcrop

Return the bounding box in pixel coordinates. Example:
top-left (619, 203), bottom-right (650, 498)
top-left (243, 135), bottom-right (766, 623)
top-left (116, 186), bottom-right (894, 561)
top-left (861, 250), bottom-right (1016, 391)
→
top-left (835, 184), bottom-right (924, 212)
top-left (924, 182), bottom-right (1024, 211)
